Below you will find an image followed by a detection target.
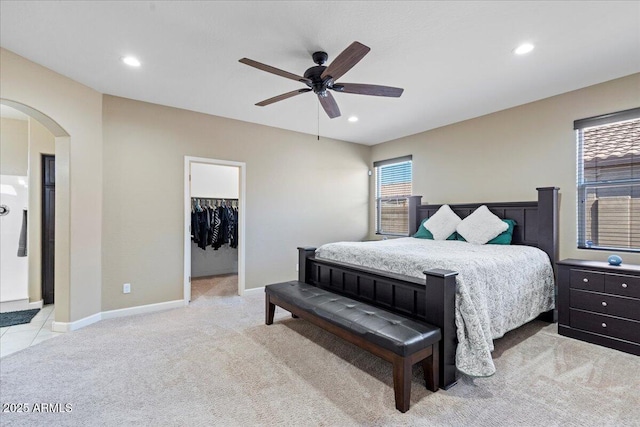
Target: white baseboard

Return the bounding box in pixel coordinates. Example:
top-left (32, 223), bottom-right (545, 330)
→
top-left (101, 299), bottom-right (184, 320)
top-left (51, 299), bottom-right (184, 332)
top-left (242, 286), bottom-right (264, 295)
top-left (52, 312), bottom-right (102, 332)
top-left (29, 299), bottom-right (44, 310)
top-left (0, 298), bottom-right (44, 313)
top-left (0, 298), bottom-right (30, 313)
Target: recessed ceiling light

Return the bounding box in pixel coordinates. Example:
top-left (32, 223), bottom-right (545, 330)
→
top-left (514, 43), bottom-right (534, 55)
top-left (122, 56), bottom-right (141, 67)
top-left (348, 116), bottom-right (358, 122)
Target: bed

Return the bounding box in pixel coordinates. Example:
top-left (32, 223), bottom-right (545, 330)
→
top-left (297, 187), bottom-right (559, 388)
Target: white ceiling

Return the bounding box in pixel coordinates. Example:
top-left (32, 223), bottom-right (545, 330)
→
top-left (1, 1), bottom-right (639, 145)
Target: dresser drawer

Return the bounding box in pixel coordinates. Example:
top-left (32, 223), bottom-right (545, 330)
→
top-left (570, 269), bottom-right (604, 292)
top-left (570, 309), bottom-right (640, 343)
top-left (605, 274), bottom-right (640, 299)
top-left (570, 289), bottom-right (640, 321)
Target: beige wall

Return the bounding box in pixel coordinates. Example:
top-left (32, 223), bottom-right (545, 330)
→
top-left (102, 95), bottom-right (370, 310)
top-left (1, 48), bottom-right (103, 323)
top-left (371, 73), bottom-right (640, 265)
top-left (27, 118), bottom-right (55, 302)
top-left (0, 117), bottom-right (28, 175)
top-left (3, 46), bottom-right (637, 323)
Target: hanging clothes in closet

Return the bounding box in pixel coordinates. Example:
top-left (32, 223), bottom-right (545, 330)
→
top-left (191, 198), bottom-right (238, 251)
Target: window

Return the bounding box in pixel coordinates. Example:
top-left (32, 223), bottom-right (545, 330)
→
top-left (374, 156), bottom-right (412, 235)
top-left (575, 107), bottom-right (640, 252)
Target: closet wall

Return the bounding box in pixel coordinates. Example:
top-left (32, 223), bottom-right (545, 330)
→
top-left (190, 163), bottom-right (239, 277)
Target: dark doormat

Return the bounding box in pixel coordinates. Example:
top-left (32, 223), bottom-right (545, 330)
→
top-left (0, 309), bottom-right (41, 328)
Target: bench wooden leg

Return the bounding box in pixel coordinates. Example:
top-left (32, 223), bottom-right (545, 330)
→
top-left (423, 342), bottom-right (439, 392)
top-left (265, 294), bottom-right (275, 325)
top-left (266, 286), bottom-right (441, 411)
top-left (392, 356), bottom-right (412, 413)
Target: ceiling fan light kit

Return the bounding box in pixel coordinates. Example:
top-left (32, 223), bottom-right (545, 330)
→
top-left (239, 41), bottom-right (404, 119)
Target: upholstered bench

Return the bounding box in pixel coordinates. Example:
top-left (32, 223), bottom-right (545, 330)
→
top-left (265, 281), bottom-right (441, 412)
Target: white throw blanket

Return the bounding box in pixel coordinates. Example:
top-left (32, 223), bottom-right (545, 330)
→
top-left (315, 238), bottom-right (555, 377)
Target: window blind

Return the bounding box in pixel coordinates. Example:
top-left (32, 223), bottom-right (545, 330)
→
top-left (576, 108), bottom-right (640, 252)
top-left (375, 156), bottom-right (412, 235)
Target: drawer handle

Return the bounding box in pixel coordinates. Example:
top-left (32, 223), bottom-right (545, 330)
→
top-left (622, 283), bottom-right (628, 288)
top-left (583, 278), bottom-right (589, 283)
top-left (601, 323), bottom-right (607, 328)
top-left (601, 301), bottom-right (607, 307)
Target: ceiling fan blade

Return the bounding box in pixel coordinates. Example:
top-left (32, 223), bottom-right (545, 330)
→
top-left (239, 58), bottom-right (311, 85)
top-left (332, 83), bottom-right (404, 97)
top-left (256, 89), bottom-right (312, 106)
top-left (321, 41), bottom-right (370, 82)
top-left (318, 91), bottom-right (341, 119)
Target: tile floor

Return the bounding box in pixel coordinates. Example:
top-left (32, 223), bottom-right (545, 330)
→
top-left (0, 305), bottom-right (63, 358)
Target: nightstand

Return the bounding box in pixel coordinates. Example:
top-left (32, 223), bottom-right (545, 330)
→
top-left (557, 259), bottom-right (640, 356)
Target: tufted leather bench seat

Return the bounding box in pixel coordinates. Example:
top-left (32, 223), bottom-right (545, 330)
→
top-left (265, 281), bottom-right (441, 412)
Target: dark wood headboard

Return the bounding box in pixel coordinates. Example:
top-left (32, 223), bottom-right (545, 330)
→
top-left (412, 187), bottom-right (559, 265)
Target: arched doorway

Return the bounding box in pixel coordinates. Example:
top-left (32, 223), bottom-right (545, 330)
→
top-left (0, 99), bottom-right (71, 330)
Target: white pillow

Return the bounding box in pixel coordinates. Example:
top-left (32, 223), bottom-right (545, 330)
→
top-left (424, 205), bottom-right (461, 240)
top-left (456, 205), bottom-right (508, 244)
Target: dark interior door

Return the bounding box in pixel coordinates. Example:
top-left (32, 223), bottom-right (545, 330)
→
top-left (42, 155), bottom-right (55, 305)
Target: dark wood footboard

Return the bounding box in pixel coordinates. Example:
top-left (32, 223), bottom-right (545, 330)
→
top-left (298, 247), bottom-right (458, 388)
top-left (296, 187), bottom-right (559, 389)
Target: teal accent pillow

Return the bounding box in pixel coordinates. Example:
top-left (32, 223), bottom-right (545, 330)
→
top-left (413, 218), bottom-right (457, 240)
top-left (456, 219), bottom-right (516, 244)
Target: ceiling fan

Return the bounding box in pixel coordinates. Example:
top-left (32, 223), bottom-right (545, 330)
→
top-left (239, 41), bottom-right (404, 119)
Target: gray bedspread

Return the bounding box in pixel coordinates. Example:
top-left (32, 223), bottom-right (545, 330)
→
top-left (315, 238), bottom-right (555, 377)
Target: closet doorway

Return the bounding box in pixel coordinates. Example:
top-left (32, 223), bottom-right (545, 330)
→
top-left (183, 157), bottom-right (246, 304)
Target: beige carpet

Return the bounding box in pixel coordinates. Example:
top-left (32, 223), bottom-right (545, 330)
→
top-left (1, 279), bottom-right (639, 426)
